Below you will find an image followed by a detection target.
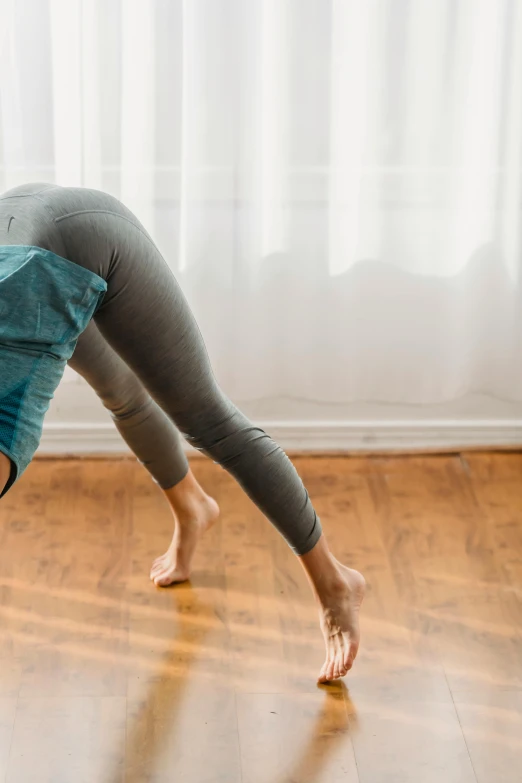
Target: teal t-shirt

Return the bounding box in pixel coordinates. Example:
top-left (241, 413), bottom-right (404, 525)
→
top-left (0, 246), bottom-right (107, 495)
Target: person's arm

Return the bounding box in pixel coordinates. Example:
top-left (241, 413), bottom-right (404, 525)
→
top-left (0, 452), bottom-right (12, 496)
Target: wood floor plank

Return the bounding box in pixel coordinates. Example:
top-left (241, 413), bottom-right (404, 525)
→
top-left (5, 461), bottom-right (131, 699)
top-left (462, 453), bottom-right (522, 606)
top-left (373, 455), bottom-right (521, 687)
top-left (0, 699), bottom-right (17, 782)
top-left (452, 454), bottom-right (522, 782)
top-left (367, 454), bottom-right (521, 782)
top-left (214, 463), bottom-right (291, 694)
top-left (124, 464), bottom-right (241, 782)
top-left (451, 688), bottom-right (522, 783)
top-left (313, 457), bottom-right (477, 783)
top-left (236, 689), bottom-right (359, 783)
top-left (6, 696), bottom-right (126, 783)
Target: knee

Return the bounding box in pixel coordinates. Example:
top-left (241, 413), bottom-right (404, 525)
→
top-left (98, 377), bottom-right (152, 423)
top-left (181, 407), bottom-right (269, 466)
top-left (109, 392), bottom-right (152, 423)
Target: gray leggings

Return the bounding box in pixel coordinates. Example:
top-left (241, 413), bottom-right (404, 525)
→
top-left (0, 184), bottom-right (321, 555)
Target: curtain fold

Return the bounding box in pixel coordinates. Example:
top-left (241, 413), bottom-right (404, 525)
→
top-left (1, 0), bottom-right (521, 405)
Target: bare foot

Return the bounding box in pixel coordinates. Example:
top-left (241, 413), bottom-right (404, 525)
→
top-left (317, 563), bottom-right (366, 683)
top-left (149, 493), bottom-right (219, 586)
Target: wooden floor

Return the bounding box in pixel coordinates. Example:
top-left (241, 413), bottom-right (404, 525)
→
top-left (0, 454), bottom-right (520, 782)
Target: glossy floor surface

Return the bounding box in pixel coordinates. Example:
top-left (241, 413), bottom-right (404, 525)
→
top-left (0, 454), bottom-right (520, 782)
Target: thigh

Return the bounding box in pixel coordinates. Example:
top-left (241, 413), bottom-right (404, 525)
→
top-left (36, 187), bottom-right (222, 424)
top-left (52, 193), bottom-right (320, 554)
top-left (69, 320), bottom-right (120, 392)
top-left (69, 319), bottom-right (150, 412)
top-left (70, 215), bottom-right (224, 422)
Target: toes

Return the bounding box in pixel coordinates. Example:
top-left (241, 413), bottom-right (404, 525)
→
top-left (319, 643), bottom-right (352, 683)
top-left (153, 568), bottom-right (189, 587)
top-left (330, 635), bottom-right (344, 680)
top-left (323, 663), bottom-right (348, 681)
top-left (318, 664), bottom-right (331, 683)
top-left (337, 661), bottom-right (347, 678)
top-left (150, 558), bottom-right (167, 578)
top-left (325, 635), bottom-right (343, 681)
top-left (330, 636), bottom-right (354, 679)
top-left (325, 656), bottom-right (336, 682)
top-left (154, 573), bottom-right (173, 587)
top-left (318, 654), bottom-right (332, 683)
top-left (333, 655), bottom-right (346, 680)
top-left (344, 641), bottom-right (358, 671)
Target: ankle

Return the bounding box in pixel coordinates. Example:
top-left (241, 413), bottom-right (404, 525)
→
top-left (300, 537), bottom-right (347, 601)
top-left (315, 567), bottom-right (347, 603)
top-left (168, 492), bottom-right (209, 524)
top-left (163, 471), bottom-right (209, 519)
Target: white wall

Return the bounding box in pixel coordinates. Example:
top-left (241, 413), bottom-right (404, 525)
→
top-left (42, 372), bottom-right (522, 455)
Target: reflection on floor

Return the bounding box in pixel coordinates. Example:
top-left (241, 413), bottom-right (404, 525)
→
top-left (0, 453), bottom-right (520, 782)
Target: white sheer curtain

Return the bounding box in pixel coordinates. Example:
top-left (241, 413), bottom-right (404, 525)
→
top-left (2, 0), bottom-right (522, 410)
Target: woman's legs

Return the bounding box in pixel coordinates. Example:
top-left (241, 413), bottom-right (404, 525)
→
top-left (69, 321), bottom-right (189, 488)
top-left (50, 189), bottom-right (365, 680)
top-left (69, 320), bottom-right (219, 582)
top-left (74, 218), bottom-right (323, 558)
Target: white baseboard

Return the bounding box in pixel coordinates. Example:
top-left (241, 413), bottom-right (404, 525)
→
top-left (38, 419), bottom-right (522, 455)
